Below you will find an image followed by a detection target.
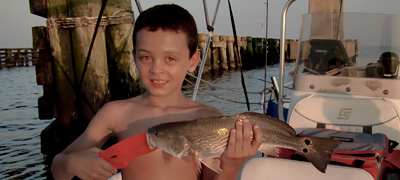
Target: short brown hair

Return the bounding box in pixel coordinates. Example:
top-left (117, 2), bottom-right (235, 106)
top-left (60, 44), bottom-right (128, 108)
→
top-left (132, 4), bottom-right (198, 58)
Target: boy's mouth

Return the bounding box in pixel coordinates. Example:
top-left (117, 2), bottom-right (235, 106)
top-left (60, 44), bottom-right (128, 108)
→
top-left (152, 80), bottom-right (167, 84)
top-left (151, 79), bottom-right (167, 88)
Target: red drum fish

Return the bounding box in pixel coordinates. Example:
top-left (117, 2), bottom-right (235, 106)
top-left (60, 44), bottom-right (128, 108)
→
top-left (147, 112), bottom-right (340, 173)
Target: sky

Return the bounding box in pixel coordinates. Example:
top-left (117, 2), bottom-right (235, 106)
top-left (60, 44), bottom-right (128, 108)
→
top-left (0, 0), bottom-right (399, 48)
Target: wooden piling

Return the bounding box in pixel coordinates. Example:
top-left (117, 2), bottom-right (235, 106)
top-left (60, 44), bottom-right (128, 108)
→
top-left (46, 0), bottom-right (76, 128)
top-left (237, 36), bottom-right (247, 67)
top-left (71, 0), bottom-right (110, 122)
top-left (254, 38), bottom-right (263, 65)
top-left (104, 0), bottom-right (140, 100)
top-left (5, 49), bottom-right (15, 67)
top-left (218, 36), bottom-right (228, 69)
top-left (29, 0), bottom-right (47, 18)
top-left (33, 26), bottom-right (55, 120)
top-left (245, 36), bottom-right (254, 63)
top-left (211, 35), bottom-right (223, 69)
top-left (267, 38), bottom-right (279, 65)
top-left (44, 0), bottom-right (111, 127)
top-left (226, 36), bottom-right (235, 68)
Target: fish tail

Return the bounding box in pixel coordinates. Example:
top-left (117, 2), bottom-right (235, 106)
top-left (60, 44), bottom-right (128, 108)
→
top-left (297, 136), bottom-right (340, 173)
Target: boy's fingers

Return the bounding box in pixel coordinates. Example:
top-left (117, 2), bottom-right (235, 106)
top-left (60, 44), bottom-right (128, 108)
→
top-left (99, 161), bottom-right (118, 178)
top-left (98, 149), bottom-right (118, 176)
top-left (251, 124), bottom-right (263, 151)
top-left (235, 120), bottom-right (243, 152)
top-left (242, 119), bottom-right (251, 142)
top-left (227, 128), bottom-right (236, 154)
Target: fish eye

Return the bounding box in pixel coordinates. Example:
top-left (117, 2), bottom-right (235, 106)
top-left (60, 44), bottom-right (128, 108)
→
top-left (155, 132), bottom-right (160, 137)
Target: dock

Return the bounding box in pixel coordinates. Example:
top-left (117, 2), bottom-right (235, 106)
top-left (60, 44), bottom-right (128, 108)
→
top-left (0, 48), bottom-right (39, 68)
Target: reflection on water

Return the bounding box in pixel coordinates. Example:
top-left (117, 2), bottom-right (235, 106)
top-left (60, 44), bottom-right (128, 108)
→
top-left (0, 64), bottom-right (294, 179)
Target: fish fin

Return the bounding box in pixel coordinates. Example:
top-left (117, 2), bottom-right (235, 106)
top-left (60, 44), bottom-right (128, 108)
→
top-left (191, 152), bottom-right (202, 175)
top-left (258, 145), bottom-right (280, 157)
top-left (200, 158), bottom-right (222, 174)
top-left (298, 136), bottom-right (340, 173)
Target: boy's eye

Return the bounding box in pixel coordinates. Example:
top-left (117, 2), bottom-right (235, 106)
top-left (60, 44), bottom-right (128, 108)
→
top-left (167, 57), bottom-right (176, 62)
top-left (140, 56), bottom-right (151, 61)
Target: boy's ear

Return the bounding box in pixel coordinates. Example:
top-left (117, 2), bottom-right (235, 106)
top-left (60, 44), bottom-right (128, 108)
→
top-left (188, 51), bottom-right (200, 73)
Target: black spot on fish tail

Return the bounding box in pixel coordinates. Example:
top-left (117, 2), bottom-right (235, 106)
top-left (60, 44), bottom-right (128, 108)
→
top-left (298, 136), bottom-right (340, 173)
top-left (304, 138), bottom-right (311, 145)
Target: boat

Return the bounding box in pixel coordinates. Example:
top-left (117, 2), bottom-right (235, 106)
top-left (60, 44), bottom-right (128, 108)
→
top-left (243, 0), bottom-right (400, 179)
top-left (105, 0), bottom-right (400, 179)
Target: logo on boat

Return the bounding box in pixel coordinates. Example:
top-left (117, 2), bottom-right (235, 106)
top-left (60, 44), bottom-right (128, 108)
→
top-left (338, 108), bottom-right (352, 120)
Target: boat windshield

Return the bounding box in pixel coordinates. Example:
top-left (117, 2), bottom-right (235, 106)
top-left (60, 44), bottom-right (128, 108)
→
top-left (294, 13), bottom-right (400, 80)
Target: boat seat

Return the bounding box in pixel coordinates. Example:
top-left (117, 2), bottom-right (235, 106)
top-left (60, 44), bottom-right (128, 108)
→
top-left (240, 157), bottom-right (374, 180)
top-left (288, 93), bottom-right (400, 144)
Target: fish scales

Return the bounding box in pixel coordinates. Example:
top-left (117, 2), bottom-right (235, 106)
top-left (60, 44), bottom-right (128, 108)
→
top-left (147, 111), bottom-right (341, 173)
top-left (181, 112), bottom-right (299, 157)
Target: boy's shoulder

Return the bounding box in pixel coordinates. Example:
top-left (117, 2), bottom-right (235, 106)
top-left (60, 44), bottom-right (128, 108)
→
top-left (185, 102), bottom-right (223, 119)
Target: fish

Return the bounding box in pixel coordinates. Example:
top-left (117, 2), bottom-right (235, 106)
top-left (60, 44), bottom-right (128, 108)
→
top-left (146, 111), bottom-right (340, 173)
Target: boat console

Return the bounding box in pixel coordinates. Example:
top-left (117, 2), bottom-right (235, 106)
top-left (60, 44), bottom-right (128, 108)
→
top-left (289, 13), bottom-right (400, 142)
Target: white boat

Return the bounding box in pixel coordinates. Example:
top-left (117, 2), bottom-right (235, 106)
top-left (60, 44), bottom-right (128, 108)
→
top-left (242, 1), bottom-right (400, 179)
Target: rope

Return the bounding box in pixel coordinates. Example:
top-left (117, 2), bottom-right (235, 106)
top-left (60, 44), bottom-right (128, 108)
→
top-left (227, 0), bottom-right (250, 111)
top-left (47, 10), bottom-right (134, 29)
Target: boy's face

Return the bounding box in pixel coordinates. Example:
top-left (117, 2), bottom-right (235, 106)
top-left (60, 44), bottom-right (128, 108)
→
top-left (134, 29), bottom-right (199, 97)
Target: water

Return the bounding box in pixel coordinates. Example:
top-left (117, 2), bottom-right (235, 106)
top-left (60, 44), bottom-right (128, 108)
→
top-left (0, 66), bottom-right (52, 179)
top-left (184, 63), bottom-right (295, 115)
top-left (0, 63), bottom-right (295, 179)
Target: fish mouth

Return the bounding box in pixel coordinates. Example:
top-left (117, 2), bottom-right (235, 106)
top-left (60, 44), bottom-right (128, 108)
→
top-left (146, 132), bottom-right (156, 149)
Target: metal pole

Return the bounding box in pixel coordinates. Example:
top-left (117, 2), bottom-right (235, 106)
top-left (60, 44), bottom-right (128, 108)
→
top-left (210, 0), bottom-right (221, 27)
top-left (192, 32), bottom-right (212, 101)
top-left (192, 0), bottom-right (221, 101)
top-left (135, 0), bottom-right (142, 13)
top-left (203, 0), bottom-right (210, 28)
top-left (278, 0), bottom-right (296, 121)
top-left (263, 0), bottom-right (269, 114)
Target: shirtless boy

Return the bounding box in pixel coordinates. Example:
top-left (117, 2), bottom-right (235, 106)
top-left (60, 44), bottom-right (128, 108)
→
top-left (51, 4), bottom-right (262, 180)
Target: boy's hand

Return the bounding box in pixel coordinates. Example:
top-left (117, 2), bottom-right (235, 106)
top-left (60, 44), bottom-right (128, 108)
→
top-left (220, 119), bottom-right (262, 173)
top-left (67, 147), bottom-right (118, 180)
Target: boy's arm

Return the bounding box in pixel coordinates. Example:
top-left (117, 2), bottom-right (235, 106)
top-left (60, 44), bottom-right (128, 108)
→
top-left (52, 147), bottom-right (117, 180)
top-left (51, 103), bottom-right (118, 180)
top-left (202, 119), bottom-right (263, 180)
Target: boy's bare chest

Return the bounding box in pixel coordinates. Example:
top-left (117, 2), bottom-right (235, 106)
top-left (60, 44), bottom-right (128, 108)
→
top-left (121, 149), bottom-right (200, 180)
top-left (113, 108), bottom-right (196, 140)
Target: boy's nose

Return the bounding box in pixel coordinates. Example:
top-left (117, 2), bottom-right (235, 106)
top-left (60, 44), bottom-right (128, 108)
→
top-left (149, 60), bottom-right (164, 74)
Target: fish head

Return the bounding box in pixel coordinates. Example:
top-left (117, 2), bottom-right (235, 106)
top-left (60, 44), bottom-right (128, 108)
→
top-left (147, 124), bottom-right (190, 158)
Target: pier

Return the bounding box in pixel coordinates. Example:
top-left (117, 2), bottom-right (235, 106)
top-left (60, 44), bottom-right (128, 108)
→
top-left (0, 48), bottom-right (39, 68)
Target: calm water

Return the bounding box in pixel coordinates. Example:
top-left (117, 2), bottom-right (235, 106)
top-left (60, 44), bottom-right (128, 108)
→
top-left (0, 66), bottom-right (52, 179)
top-left (0, 63), bottom-right (295, 179)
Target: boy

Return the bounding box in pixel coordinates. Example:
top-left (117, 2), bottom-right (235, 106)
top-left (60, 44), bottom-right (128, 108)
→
top-left (51, 4), bottom-right (262, 180)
